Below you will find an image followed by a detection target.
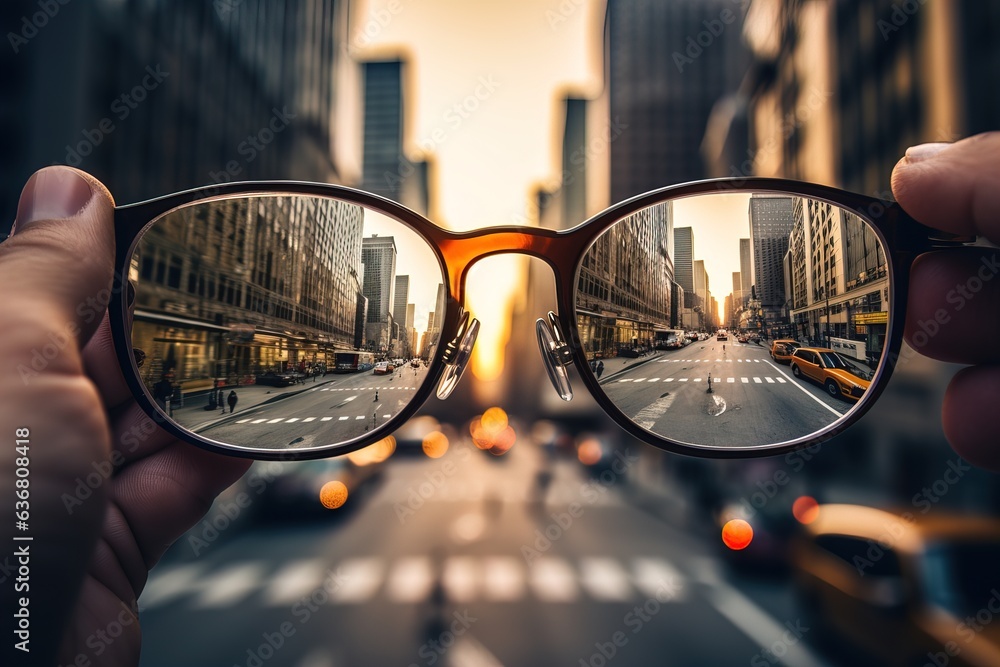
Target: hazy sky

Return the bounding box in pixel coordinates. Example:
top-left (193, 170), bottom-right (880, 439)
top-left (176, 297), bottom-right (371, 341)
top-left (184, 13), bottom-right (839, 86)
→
top-left (353, 0), bottom-right (600, 378)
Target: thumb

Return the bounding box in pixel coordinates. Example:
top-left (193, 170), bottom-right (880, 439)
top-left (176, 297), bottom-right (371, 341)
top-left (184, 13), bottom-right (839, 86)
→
top-left (891, 132), bottom-right (1000, 244)
top-left (0, 166), bottom-right (115, 359)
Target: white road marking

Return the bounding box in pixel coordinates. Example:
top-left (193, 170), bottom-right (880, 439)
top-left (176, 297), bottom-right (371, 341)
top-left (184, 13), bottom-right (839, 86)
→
top-left (580, 558), bottom-right (633, 601)
top-left (765, 377), bottom-right (775, 383)
top-left (679, 378), bottom-right (688, 382)
top-left (753, 377), bottom-right (762, 383)
top-left (303, 417), bottom-right (316, 422)
top-left (356, 416), bottom-right (365, 420)
top-left (236, 419), bottom-right (251, 424)
top-left (343, 396), bottom-right (356, 403)
top-left (632, 558), bottom-right (686, 602)
top-left (727, 377), bottom-right (735, 383)
top-left (386, 556), bottom-right (434, 602)
top-left (443, 557), bottom-right (479, 602)
top-left (633, 378), bottom-right (646, 383)
top-left (777, 377), bottom-right (787, 383)
top-left (193, 563), bottom-right (266, 608)
top-left (765, 361), bottom-right (843, 417)
top-left (709, 394), bottom-right (727, 417)
top-left (267, 418), bottom-right (284, 424)
top-left (530, 558), bottom-right (579, 602)
top-left (330, 558), bottom-right (383, 603)
top-left (139, 563), bottom-right (206, 608)
top-left (482, 557), bottom-right (525, 601)
top-left (664, 378), bottom-right (674, 382)
top-left (251, 418), bottom-right (268, 424)
top-left (285, 418), bottom-right (300, 423)
top-left (339, 416), bottom-right (349, 421)
top-left (741, 377), bottom-right (749, 383)
top-left (321, 417), bottom-right (333, 421)
top-left (262, 559), bottom-right (327, 605)
top-left (648, 378), bottom-right (660, 382)
top-left (618, 379), bottom-right (633, 383)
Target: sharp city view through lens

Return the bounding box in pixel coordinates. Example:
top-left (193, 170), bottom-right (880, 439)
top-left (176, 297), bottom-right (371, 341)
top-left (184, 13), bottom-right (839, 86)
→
top-left (131, 196), bottom-right (445, 451)
top-left (580, 193), bottom-right (888, 448)
top-left (7, 0), bottom-right (1000, 666)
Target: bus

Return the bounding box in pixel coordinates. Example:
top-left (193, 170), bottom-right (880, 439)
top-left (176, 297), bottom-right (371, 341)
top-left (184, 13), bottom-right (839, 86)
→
top-left (333, 351), bottom-right (375, 373)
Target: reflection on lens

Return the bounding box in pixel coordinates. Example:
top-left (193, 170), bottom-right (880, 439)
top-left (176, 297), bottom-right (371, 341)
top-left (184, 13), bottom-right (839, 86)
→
top-left (129, 195), bottom-right (446, 452)
top-left (576, 192), bottom-right (889, 449)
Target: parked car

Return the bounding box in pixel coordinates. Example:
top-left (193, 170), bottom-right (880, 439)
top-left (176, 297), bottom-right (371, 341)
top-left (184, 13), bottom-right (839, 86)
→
top-left (769, 339), bottom-right (802, 364)
top-left (789, 347), bottom-right (871, 400)
top-left (254, 371), bottom-right (297, 387)
top-left (791, 504), bottom-right (1000, 667)
top-left (373, 361), bottom-right (389, 375)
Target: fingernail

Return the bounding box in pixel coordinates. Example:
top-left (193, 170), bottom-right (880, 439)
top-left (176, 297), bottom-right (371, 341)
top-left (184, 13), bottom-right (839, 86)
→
top-left (904, 142), bottom-right (949, 162)
top-left (13, 166), bottom-right (94, 234)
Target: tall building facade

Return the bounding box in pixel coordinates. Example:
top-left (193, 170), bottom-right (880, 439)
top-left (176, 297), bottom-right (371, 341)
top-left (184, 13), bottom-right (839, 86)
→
top-left (605, 0), bottom-right (749, 202)
top-left (749, 194), bottom-right (794, 327)
top-left (361, 60), bottom-right (405, 201)
top-left (739, 238), bottom-right (753, 304)
top-left (673, 227), bottom-right (695, 304)
top-left (393, 275), bottom-right (410, 355)
top-left (361, 235), bottom-right (397, 352)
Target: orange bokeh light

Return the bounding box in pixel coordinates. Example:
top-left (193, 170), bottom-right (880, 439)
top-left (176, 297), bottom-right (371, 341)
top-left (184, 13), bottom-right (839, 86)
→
top-left (481, 406), bottom-right (508, 434)
top-left (488, 425), bottom-right (516, 456)
top-left (792, 496), bottom-right (820, 524)
top-left (577, 439), bottom-right (603, 466)
top-left (319, 481), bottom-right (349, 510)
top-left (422, 430), bottom-right (449, 458)
top-left (722, 519), bottom-right (754, 550)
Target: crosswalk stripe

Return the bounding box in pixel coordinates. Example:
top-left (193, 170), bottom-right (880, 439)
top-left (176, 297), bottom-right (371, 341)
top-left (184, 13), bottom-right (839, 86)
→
top-left (777, 377), bottom-right (787, 383)
top-left (633, 378), bottom-right (645, 383)
top-left (765, 377), bottom-right (775, 383)
top-left (386, 557), bottom-right (435, 602)
top-left (753, 359), bottom-right (760, 363)
top-left (303, 417), bottom-right (316, 422)
top-left (339, 416), bottom-right (349, 421)
top-left (632, 558), bottom-right (686, 602)
top-left (443, 557), bottom-right (479, 602)
top-left (356, 416), bottom-right (365, 420)
top-left (529, 558), bottom-right (578, 602)
top-left (679, 378), bottom-right (688, 382)
top-left (693, 378), bottom-right (702, 382)
top-left (262, 559), bottom-right (327, 605)
top-left (251, 418), bottom-right (268, 424)
top-left (285, 418), bottom-right (300, 423)
top-left (741, 377), bottom-right (749, 383)
top-left (580, 558), bottom-right (633, 601)
top-left (753, 377), bottom-right (762, 383)
top-left (618, 379), bottom-right (633, 383)
top-left (267, 418), bottom-right (284, 424)
top-left (236, 419), bottom-right (251, 424)
top-left (664, 378), bottom-right (674, 382)
top-left (321, 417), bottom-right (333, 421)
top-left (648, 378), bottom-right (660, 382)
top-left (330, 558), bottom-right (383, 603)
top-left (482, 557), bottom-right (525, 601)
top-left (727, 378), bottom-right (735, 383)
top-left (193, 563), bottom-right (267, 608)
top-left (139, 563), bottom-right (206, 608)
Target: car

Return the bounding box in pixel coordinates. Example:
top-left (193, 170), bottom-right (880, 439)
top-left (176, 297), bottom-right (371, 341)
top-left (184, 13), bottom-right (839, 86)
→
top-left (373, 361), bottom-right (389, 375)
top-left (791, 504), bottom-right (1000, 667)
top-left (254, 371), bottom-right (297, 387)
top-left (617, 346), bottom-right (641, 358)
top-left (717, 333), bottom-right (728, 341)
top-left (769, 339), bottom-right (801, 364)
top-left (386, 361), bottom-right (396, 372)
top-left (789, 347), bottom-right (871, 400)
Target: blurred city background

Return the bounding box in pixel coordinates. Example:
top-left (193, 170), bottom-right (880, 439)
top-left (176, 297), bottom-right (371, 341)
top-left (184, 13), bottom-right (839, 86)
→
top-left (3, 0), bottom-right (1000, 665)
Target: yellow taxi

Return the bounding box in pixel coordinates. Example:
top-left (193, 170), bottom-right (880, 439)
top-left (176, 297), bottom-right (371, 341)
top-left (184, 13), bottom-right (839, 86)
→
top-left (769, 338), bottom-right (801, 364)
top-left (789, 346), bottom-right (871, 400)
top-left (791, 504), bottom-right (1000, 667)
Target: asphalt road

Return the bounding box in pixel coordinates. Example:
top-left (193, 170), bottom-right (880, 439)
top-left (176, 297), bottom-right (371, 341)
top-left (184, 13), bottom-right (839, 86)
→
top-left (136, 441), bottom-right (837, 667)
top-left (598, 341), bottom-right (853, 449)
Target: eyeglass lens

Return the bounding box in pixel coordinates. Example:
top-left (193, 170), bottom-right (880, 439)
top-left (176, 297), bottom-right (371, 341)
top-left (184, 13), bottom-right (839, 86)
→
top-left (129, 195), bottom-right (445, 452)
top-left (577, 191), bottom-right (890, 450)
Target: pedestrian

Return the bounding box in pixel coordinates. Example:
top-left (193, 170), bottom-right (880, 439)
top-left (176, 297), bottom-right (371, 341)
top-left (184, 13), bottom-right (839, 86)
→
top-left (227, 390), bottom-right (238, 414)
top-left (596, 360), bottom-right (604, 379)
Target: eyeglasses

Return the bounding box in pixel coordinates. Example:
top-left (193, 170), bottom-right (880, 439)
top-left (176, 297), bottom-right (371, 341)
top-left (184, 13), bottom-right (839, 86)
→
top-left (110, 178), bottom-right (968, 461)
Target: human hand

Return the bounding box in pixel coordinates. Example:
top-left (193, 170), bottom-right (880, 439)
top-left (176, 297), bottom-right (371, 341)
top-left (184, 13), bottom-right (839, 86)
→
top-left (0, 166), bottom-right (251, 666)
top-left (893, 132), bottom-right (1000, 471)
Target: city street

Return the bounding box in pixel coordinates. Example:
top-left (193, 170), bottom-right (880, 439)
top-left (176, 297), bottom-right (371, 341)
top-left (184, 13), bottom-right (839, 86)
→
top-left (176, 366), bottom-right (432, 451)
top-left (599, 341), bottom-right (851, 448)
top-left (137, 441), bottom-right (835, 667)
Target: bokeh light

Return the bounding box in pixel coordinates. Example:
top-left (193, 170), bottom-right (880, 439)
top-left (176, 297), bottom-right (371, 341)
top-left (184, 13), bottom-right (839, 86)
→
top-left (792, 496), bottom-right (820, 524)
top-left (487, 425), bottom-right (516, 456)
top-left (721, 519), bottom-right (754, 550)
top-left (577, 438), bottom-right (603, 466)
top-left (347, 435), bottom-right (396, 466)
top-left (319, 481), bottom-right (349, 510)
top-left (481, 406), bottom-right (509, 433)
top-left (422, 430), bottom-right (449, 458)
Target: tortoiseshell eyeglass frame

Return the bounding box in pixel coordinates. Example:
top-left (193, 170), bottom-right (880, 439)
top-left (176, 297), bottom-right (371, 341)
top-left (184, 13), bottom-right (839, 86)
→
top-left (111, 178), bottom-right (970, 461)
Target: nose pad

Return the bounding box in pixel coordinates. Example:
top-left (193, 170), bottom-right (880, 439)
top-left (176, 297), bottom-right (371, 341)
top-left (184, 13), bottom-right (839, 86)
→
top-left (436, 311), bottom-right (480, 400)
top-left (535, 311), bottom-right (574, 401)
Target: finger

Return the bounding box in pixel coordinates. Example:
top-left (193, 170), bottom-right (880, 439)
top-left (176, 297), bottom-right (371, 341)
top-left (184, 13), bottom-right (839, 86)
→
top-left (942, 365), bottom-right (1000, 471)
top-left (82, 310), bottom-right (135, 410)
top-left (0, 166), bottom-right (116, 376)
top-left (903, 248), bottom-right (1000, 363)
top-left (106, 441), bottom-right (251, 577)
top-left (891, 132), bottom-right (1000, 244)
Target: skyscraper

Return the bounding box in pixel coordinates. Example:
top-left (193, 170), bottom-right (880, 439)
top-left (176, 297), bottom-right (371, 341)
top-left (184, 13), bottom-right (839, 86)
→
top-left (362, 60), bottom-right (405, 201)
top-left (749, 195), bottom-right (795, 325)
top-left (673, 227), bottom-right (694, 304)
top-left (362, 235), bottom-right (397, 351)
top-left (606, 0), bottom-right (749, 201)
top-left (393, 275), bottom-right (410, 355)
top-left (739, 238), bottom-right (753, 304)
